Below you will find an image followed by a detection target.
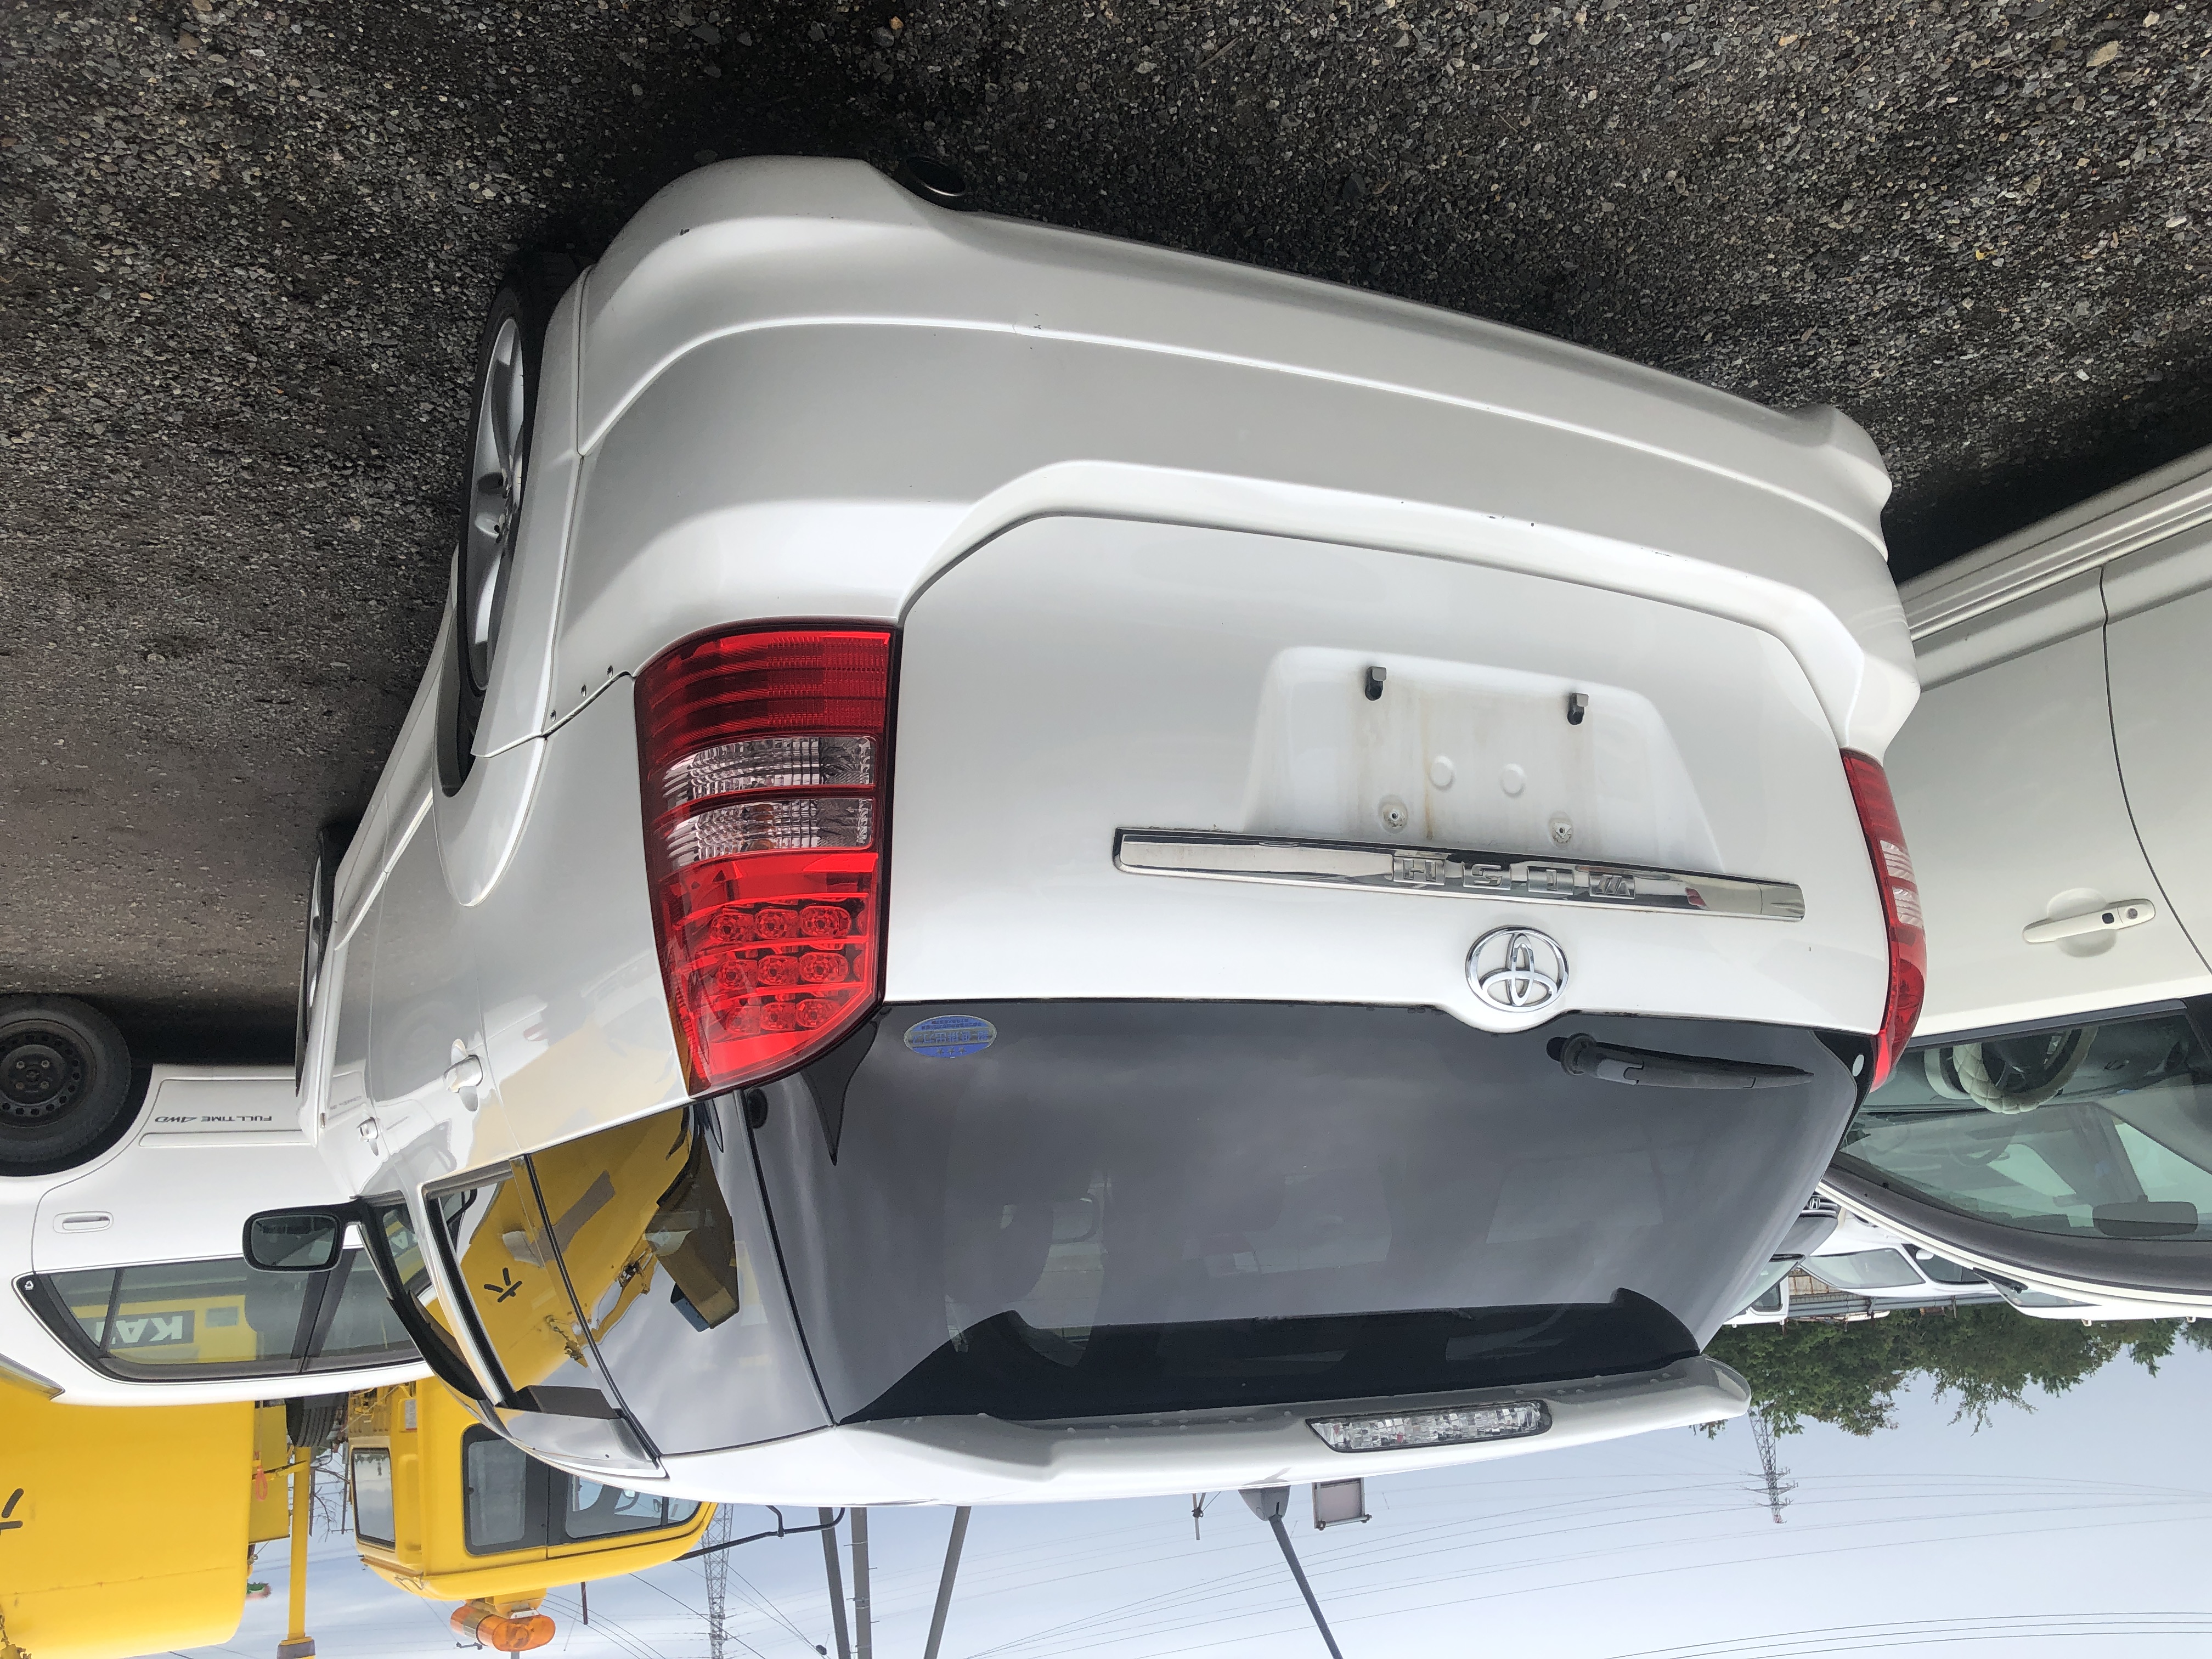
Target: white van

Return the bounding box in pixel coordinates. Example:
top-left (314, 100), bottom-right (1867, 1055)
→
top-left (1833, 456), bottom-right (2212, 1317)
top-left (1724, 1205), bottom-right (2004, 1325)
top-left (1, 1007), bottom-right (425, 1405)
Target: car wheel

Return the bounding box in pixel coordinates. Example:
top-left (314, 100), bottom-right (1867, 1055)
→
top-left (439, 251), bottom-right (581, 794)
top-left (294, 819), bottom-right (357, 1088)
top-left (0, 996), bottom-right (133, 1172)
top-left (286, 1392), bottom-right (348, 1455)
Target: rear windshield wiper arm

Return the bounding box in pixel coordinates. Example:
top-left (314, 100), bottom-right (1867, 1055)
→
top-left (1555, 1034), bottom-right (1813, 1091)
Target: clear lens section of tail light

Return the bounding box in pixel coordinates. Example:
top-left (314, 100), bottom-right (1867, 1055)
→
top-left (661, 735), bottom-right (876, 810)
top-left (1842, 751), bottom-right (1927, 1091)
top-left (1308, 1400), bottom-right (1551, 1453)
top-left (668, 798), bottom-right (876, 864)
top-left (637, 627), bottom-right (893, 1093)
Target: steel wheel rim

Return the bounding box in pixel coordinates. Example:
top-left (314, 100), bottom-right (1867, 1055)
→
top-left (1, 1028), bottom-right (87, 1122)
top-left (464, 313), bottom-right (527, 693)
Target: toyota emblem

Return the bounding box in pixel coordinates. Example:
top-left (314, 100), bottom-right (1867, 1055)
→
top-left (1468, 927), bottom-right (1570, 1012)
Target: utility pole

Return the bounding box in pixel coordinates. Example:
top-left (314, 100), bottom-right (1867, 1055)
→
top-left (275, 1454), bottom-right (315, 1659)
top-left (819, 1510), bottom-right (853, 1659)
top-left (921, 1508), bottom-right (971, 1659)
top-left (1748, 1410), bottom-right (1796, 1523)
top-left (850, 1508), bottom-right (872, 1659)
top-left (1240, 1488), bottom-right (1344, 1659)
top-left (702, 1505), bottom-right (737, 1659)
top-left (1191, 1493), bottom-right (1208, 1541)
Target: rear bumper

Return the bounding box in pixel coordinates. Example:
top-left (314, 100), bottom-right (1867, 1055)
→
top-left (533, 157), bottom-right (1914, 761)
top-left (641, 1356), bottom-right (1750, 1506)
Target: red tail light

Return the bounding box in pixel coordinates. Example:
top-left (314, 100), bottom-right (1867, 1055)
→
top-left (1842, 752), bottom-right (1925, 1090)
top-left (637, 626), bottom-right (893, 1093)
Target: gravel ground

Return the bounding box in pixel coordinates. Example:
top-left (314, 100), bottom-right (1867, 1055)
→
top-left (4, 0), bottom-right (2210, 1055)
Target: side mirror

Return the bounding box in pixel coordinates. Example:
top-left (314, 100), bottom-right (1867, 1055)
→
top-left (243, 1209), bottom-right (346, 1271)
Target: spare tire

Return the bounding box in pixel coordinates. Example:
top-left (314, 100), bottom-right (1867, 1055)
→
top-left (0, 996), bottom-right (133, 1171)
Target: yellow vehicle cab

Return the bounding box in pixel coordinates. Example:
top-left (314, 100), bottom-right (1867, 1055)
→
top-left (346, 1379), bottom-right (712, 1649)
top-left (0, 1379), bottom-right (299, 1659)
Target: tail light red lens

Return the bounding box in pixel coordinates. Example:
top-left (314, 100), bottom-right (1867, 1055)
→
top-left (637, 627), bottom-right (893, 1094)
top-left (1842, 751), bottom-right (1926, 1090)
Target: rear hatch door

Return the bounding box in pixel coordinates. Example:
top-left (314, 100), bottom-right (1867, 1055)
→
top-left (888, 517), bottom-right (1884, 1034)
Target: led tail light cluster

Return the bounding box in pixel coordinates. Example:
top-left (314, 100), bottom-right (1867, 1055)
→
top-left (1308, 1400), bottom-right (1551, 1453)
top-left (1842, 751), bottom-right (1927, 1090)
top-left (638, 627), bottom-right (893, 1093)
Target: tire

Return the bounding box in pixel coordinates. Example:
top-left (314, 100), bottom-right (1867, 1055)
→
top-left (0, 996), bottom-right (133, 1171)
top-left (286, 1392), bottom-right (348, 1456)
top-left (439, 251), bottom-right (582, 794)
top-left (294, 819), bottom-right (357, 1088)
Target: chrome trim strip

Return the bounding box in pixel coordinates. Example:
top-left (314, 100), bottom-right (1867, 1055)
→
top-left (1114, 831), bottom-right (1804, 921)
top-left (1899, 442), bottom-right (2212, 639)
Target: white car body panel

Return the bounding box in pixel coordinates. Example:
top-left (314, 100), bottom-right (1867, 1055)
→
top-left (537, 159), bottom-right (1911, 763)
top-left (2106, 529), bottom-right (2212, 962)
top-left (1896, 450), bottom-right (2212, 1037)
top-left (1, 1067), bottom-right (428, 1404)
top-left (1892, 573), bottom-right (2209, 1036)
top-left (890, 516), bottom-right (1887, 1032)
top-left (630, 1358), bottom-right (1747, 1508)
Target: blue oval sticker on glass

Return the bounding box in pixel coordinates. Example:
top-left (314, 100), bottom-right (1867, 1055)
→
top-left (905, 1015), bottom-right (996, 1059)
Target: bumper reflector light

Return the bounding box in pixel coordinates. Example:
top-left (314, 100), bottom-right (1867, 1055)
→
top-left (1842, 752), bottom-right (1926, 1091)
top-left (1308, 1400), bottom-right (1551, 1453)
top-left (638, 627), bottom-right (893, 1093)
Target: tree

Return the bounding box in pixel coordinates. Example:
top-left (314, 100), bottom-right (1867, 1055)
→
top-left (1707, 1309), bottom-right (2212, 1437)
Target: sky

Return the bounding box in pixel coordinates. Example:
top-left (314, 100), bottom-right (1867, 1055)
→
top-left (199, 1340), bottom-right (2212, 1659)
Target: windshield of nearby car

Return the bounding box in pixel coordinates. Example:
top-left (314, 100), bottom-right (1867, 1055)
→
top-left (25, 1251), bottom-right (418, 1381)
top-left (751, 1001), bottom-right (1856, 1425)
top-left (1834, 1009), bottom-right (2212, 1242)
top-left (1805, 1249), bottom-right (1921, 1291)
top-left (1920, 1252), bottom-right (1986, 1285)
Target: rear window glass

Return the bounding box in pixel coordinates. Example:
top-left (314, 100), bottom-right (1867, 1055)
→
top-left (751, 1001), bottom-right (1854, 1424)
top-left (423, 1107), bottom-right (824, 1457)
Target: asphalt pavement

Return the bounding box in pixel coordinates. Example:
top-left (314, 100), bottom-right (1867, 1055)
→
top-left (4, 0), bottom-right (2209, 1056)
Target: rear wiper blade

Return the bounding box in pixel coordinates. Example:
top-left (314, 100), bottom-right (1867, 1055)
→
top-left (1555, 1034), bottom-right (1813, 1091)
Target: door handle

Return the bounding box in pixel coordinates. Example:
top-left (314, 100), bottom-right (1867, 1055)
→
top-left (443, 1054), bottom-right (485, 1091)
top-left (2023, 899), bottom-right (2157, 945)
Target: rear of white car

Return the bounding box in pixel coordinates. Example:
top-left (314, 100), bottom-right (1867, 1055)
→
top-left (296, 157), bottom-right (1926, 1502)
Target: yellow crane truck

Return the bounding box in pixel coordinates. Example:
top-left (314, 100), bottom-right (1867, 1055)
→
top-left (0, 1376), bottom-right (313, 1659)
top-left (345, 1379), bottom-right (712, 1650)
